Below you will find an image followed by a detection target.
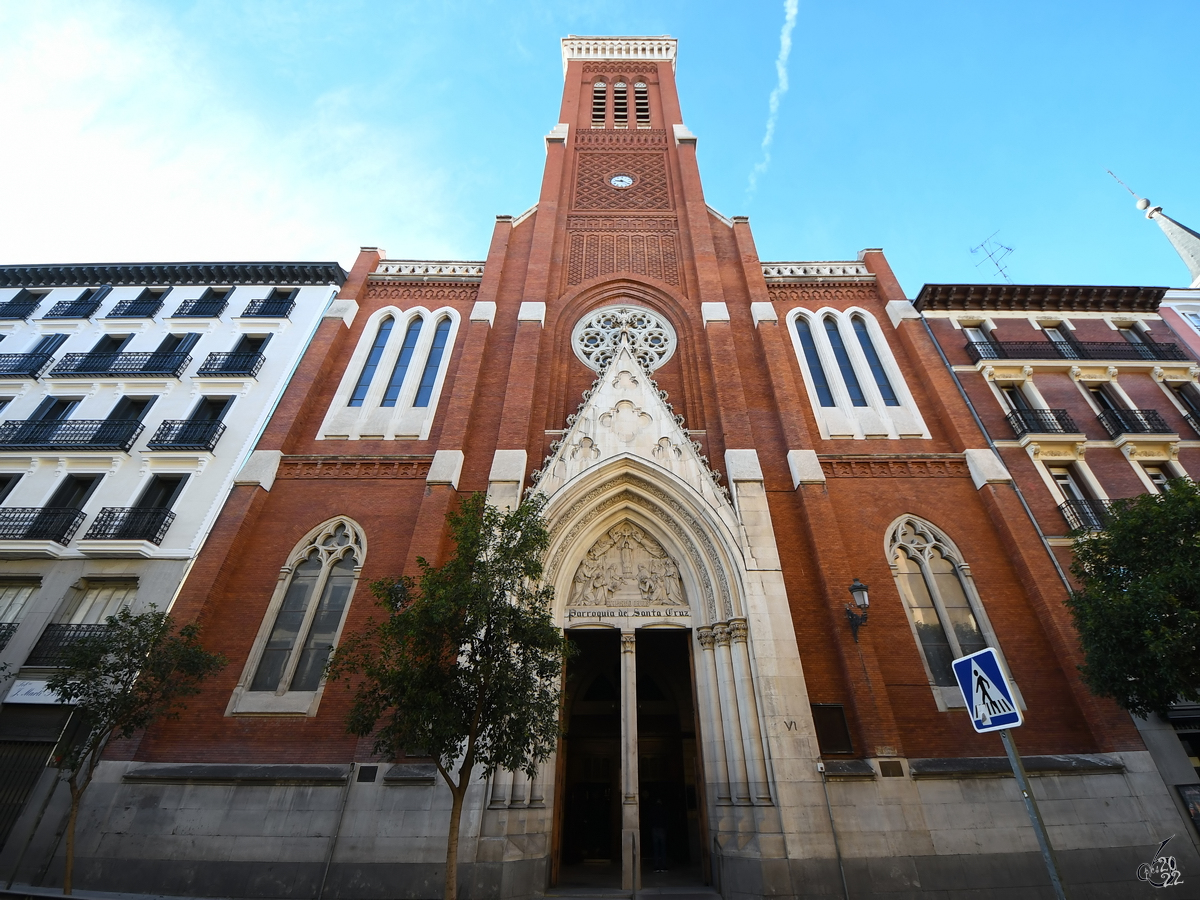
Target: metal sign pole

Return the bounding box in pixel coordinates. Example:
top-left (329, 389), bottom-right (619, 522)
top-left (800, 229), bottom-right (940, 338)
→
top-left (999, 728), bottom-right (1067, 900)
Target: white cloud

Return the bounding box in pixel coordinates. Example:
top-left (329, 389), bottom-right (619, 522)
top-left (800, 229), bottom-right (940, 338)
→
top-left (0, 3), bottom-right (457, 268)
top-left (747, 0), bottom-right (799, 199)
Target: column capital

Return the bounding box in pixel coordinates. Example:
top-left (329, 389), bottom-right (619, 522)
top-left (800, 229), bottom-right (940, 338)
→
top-left (728, 618), bottom-right (748, 643)
top-left (621, 633), bottom-right (636, 653)
top-left (713, 624), bottom-right (731, 647)
top-left (696, 626), bottom-right (716, 650)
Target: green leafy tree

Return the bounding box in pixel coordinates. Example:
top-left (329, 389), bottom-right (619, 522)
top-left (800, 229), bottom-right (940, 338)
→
top-left (1067, 478), bottom-right (1200, 717)
top-left (45, 606), bottom-right (226, 895)
top-left (328, 492), bottom-right (568, 900)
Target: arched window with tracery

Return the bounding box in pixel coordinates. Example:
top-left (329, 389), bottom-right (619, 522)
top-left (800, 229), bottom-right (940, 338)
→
top-left (230, 518), bottom-right (366, 715)
top-left (888, 517), bottom-right (999, 707)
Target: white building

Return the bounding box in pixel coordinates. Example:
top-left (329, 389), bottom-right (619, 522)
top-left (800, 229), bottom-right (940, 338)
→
top-left (0, 262), bottom-right (345, 838)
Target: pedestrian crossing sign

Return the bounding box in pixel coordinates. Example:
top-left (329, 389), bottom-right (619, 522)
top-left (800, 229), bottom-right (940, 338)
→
top-left (952, 648), bottom-right (1022, 733)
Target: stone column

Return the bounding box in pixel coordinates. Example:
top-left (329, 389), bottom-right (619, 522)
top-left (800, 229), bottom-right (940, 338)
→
top-left (508, 770), bottom-right (528, 808)
top-left (714, 624), bottom-right (750, 805)
top-left (527, 767), bottom-right (544, 808)
top-left (729, 618), bottom-right (771, 804)
top-left (696, 626), bottom-right (731, 805)
top-left (489, 768), bottom-right (513, 809)
top-left (620, 632), bottom-right (640, 891)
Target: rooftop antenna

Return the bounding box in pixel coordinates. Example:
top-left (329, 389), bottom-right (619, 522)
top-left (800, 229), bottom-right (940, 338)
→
top-left (970, 231), bottom-right (1014, 284)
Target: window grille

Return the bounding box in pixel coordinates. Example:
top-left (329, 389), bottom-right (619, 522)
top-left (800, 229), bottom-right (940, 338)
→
top-left (592, 82), bottom-right (607, 128)
top-left (613, 82), bottom-right (628, 128)
top-left (634, 82), bottom-right (650, 127)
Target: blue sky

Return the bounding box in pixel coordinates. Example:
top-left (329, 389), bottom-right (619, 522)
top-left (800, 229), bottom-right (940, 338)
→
top-left (1, 1), bottom-right (1197, 297)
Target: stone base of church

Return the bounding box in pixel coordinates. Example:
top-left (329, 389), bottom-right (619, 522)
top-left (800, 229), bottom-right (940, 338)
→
top-left (10, 753), bottom-right (1197, 900)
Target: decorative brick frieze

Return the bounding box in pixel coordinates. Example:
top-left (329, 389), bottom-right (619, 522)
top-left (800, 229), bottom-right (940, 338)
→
top-left (581, 61), bottom-right (663, 76)
top-left (819, 456), bottom-right (971, 478)
top-left (768, 286), bottom-right (878, 304)
top-left (363, 283), bottom-right (479, 303)
top-left (573, 152), bottom-right (671, 211)
top-left (574, 129), bottom-right (668, 148)
top-left (566, 216), bottom-right (677, 232)
top-left (275, 456), bottom-right (433, 480)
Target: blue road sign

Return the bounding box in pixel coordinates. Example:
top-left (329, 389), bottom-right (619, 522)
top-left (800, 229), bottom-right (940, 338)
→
top-left (952, 648), bottom-right (1023, 733)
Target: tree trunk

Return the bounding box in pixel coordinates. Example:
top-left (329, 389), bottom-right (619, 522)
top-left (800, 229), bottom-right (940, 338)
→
top-left (62, 788), bottom-right (80, 896)
top-left (443, 785), bottom-right (466, 900)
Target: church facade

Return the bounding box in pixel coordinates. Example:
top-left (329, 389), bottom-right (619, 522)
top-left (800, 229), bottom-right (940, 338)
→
top-left (10, 36), bottom-right (1200, 899)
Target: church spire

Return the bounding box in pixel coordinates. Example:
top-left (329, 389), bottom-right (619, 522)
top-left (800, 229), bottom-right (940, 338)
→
top-left (1138, 196), bottom-right (1200, 288)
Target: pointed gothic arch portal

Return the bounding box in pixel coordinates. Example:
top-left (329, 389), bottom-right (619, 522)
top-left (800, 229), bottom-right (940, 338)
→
top-left (534, 342), bottom-right (776, 892)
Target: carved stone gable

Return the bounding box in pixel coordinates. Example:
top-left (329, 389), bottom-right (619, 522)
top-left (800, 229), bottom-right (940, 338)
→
top-left (533, 342), bottom-right (731, 518)
top-left (568, 522), bottom-right (685, 607)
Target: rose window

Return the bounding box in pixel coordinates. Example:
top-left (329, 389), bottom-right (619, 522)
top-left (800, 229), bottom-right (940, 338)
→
top-left (572, 305), bottom-right (677, 372)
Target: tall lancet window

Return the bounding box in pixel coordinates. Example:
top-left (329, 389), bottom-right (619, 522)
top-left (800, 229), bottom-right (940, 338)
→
top-left (382, 319), bottom-right (423, 407)
top-left (414, 318), bottom-right (452, 407)
top-left (349, 317), bottom-right (393, 406)
top-left (233, 519), bottom-right (366, 714)
top-left (794, 317), bottom-right (835, 406)
top-left (852, 315), bottom-right (900, 406)
top-left (824, 317), bottom-right (867, 406)
top-left (888, 517), bottom-right (994, 702)
top-left (592, 82), bottom-right (607, 128)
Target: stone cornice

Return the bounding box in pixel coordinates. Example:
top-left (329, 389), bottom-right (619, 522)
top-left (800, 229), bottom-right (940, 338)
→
top-left (915, 283), bottom-right (1167, 313)
top-left (561, 36), bottom-right (677, 75)
top-left (761, 262), bottom-right (874, 284)
top-left (371, 261), bottom-right (485, 284)
top-left (0, 262), bottom-right (346, 289)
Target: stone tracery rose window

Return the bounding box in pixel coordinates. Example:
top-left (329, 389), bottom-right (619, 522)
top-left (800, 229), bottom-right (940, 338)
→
top-left (571, 304), bottom-right (677, 372)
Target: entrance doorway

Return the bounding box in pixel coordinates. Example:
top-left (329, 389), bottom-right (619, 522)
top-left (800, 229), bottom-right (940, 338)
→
top-left (554, 628), bottom-right (707, 890)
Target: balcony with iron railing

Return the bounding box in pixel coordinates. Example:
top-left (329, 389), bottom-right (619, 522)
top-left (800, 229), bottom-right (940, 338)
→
top-left (0, 298), bottom-right (41, 320)
top-left (171, 297), bottom-right (228, 318)
top-left (83, 507), bottom-right (175, 544)
top-left (196, 351), bottom-right (265, 378)
top-left (0, 508), bottom-right (87, 544)
top-left (1005, 408), bottom-right (1080, 438)
top-left (1059, 498), bottom-right (1112, 532)
top-left (241, 298), bottom-right (295, 318)
top-left (1186, 412), bottom-right (1200, 437)
top-left (49, 351), bottom-right (191, 378)
top-left (146, 419), bottom-right (226, 451)
top-left (25, 623), bottom-right (111, 667)
top-left (0, 352), bottom-right (56, 379)
top-left (0, 418), bottom-right (144, 452)
top-left (44, 298), bottom-right (103, 319)
top-left (1096, 409), bottom-right (1174, 439)
top-left (0, 622), bottom-right (17, 651)
top-left (106, 297), bottom-right (164, 318)
top-left (964, 340), bottom-right (1189, 364)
